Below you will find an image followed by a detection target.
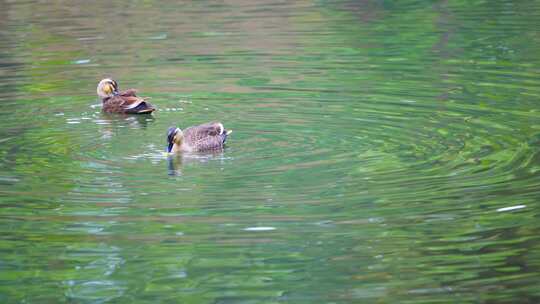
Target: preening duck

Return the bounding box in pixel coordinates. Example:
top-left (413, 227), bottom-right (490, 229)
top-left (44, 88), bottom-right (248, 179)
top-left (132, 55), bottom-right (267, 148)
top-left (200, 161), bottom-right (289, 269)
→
top-left (97, 78), bottom-right (155, 114)
top-left (167, 122), bottom-right (232, 153)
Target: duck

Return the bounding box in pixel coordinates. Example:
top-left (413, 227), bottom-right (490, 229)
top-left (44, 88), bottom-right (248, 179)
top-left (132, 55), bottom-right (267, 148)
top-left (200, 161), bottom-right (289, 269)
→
top-left (167, 122), bottom-right (232, 153)
top-left (97, 78), bottom-right (155, 114)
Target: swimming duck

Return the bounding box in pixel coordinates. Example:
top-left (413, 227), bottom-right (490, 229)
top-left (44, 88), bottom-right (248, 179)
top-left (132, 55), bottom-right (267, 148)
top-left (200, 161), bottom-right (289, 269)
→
top-left (167, 122), bottom-right (232, 153)
top-left (97, 78), bottom-right (155, 114)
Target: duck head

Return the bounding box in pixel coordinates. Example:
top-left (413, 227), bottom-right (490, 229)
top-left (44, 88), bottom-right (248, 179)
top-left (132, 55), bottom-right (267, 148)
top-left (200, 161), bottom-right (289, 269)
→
top-left (167, 126), bottom-right (183, 153)
top-left (97, 78), bottom-right (119, 99)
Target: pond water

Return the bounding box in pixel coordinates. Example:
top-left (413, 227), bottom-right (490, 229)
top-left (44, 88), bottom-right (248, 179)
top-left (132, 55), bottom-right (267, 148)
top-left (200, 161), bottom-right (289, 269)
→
top-left (1, 0), bottom-right (540, 302)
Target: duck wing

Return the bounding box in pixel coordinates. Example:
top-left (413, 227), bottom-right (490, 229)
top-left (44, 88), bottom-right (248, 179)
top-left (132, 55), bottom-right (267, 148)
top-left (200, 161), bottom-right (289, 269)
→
top-left (184, 122), bottom-right (231, 151)
top-left (102, 92), bottom-right (155, 114)
top-left (120, 89), bottom-right (138, 97)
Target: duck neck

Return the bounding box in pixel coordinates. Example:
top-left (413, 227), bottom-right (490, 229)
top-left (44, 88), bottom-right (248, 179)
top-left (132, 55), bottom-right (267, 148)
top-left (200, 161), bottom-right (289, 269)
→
top-left (171, 141), bottom-right (183, 153)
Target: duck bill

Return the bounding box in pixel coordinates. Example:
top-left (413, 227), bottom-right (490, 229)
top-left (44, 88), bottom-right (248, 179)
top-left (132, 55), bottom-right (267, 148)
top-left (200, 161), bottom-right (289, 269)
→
top-left (167, 142), bottom-right (174, 153)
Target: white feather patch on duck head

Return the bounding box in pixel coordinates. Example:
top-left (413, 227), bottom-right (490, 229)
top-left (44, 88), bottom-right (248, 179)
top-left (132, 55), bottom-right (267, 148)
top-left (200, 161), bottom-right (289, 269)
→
top-left (166, 127), bottom-right (183, 153)
top-left (97, 78), bottom-right (119, 99)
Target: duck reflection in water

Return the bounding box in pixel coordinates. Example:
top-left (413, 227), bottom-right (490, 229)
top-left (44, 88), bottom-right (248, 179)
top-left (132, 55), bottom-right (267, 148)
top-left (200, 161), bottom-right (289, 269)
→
top-left (97, 113), bottom-right (155, 140)
top-left (101, 112), bottom-right (155, 128)
top-left (167, 151), bottom-right (226, 176)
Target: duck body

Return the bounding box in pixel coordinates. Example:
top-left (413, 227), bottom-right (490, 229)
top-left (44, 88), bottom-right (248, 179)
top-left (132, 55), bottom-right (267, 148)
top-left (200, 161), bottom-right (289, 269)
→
top-left (102, 89), bottom-right (155, 114)
top-left (97, 78), bottom-right (155, 114)
top-left (167, 122), bottom-right (232, 153)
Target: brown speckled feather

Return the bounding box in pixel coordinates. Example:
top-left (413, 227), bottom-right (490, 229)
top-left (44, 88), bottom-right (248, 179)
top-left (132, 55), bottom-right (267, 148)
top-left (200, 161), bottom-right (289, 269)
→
top-left (183, 122), bottom-right (229, 151)
top-left (120, 89), bottom-right (138, 97)
top-left (102, 89), bottom-right (155, 114)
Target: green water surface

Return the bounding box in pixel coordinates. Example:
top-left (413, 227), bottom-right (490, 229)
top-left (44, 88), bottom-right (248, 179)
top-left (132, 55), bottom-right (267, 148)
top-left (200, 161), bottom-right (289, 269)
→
top-left (1, 0), bottom-right (540, 303)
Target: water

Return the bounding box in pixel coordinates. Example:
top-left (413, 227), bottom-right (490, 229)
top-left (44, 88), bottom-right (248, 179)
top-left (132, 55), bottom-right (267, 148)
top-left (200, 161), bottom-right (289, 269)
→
top-left (1, 0), bottom-right (540, 302)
